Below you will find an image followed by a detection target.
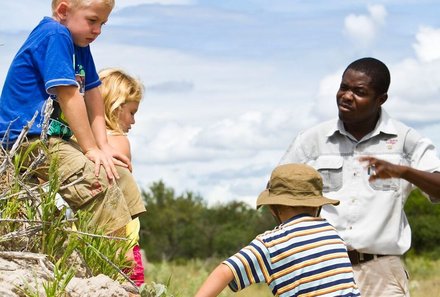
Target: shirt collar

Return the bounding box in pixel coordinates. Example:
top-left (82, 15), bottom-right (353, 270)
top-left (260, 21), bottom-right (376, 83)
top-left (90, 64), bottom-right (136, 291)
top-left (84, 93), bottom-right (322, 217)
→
top-left (281, 213), bottom-right (313, 226)
top-left (325, 108), bottom-right (398, 141)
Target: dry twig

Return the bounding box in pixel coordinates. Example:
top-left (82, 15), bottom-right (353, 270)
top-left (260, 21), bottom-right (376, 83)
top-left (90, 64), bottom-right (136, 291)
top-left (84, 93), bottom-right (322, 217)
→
top-left (0, 251), bottom-right (55, 277)
top-left (0, 111), bottom-right (38, 174)
top-left (0, 225), bottom-right (43, 242)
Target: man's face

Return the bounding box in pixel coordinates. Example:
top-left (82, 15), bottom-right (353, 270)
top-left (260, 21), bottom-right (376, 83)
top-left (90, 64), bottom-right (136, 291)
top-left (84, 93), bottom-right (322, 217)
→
top-left (62, 1), bottom-right (112, 47)
top-left (336, 69), bottom-right (385, 126)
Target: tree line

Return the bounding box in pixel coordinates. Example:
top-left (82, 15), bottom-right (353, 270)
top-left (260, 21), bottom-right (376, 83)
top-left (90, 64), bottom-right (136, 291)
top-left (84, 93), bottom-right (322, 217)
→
top-left (138, 181), bottom-right (440, 262)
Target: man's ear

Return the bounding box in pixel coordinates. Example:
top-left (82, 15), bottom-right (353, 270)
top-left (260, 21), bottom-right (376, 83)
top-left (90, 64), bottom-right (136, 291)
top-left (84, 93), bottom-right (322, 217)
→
top-left (55, 1), bottom-right (69, 21)
top-left (378, 93), bottom-right (388, 105)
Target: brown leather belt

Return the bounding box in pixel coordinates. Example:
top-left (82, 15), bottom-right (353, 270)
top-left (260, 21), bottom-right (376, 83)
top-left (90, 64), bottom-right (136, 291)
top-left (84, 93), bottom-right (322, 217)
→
top-left (348, 250), bottom-right (386, 265)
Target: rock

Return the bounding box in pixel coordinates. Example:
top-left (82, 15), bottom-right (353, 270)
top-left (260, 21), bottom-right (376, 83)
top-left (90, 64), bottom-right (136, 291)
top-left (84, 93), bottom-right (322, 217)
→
top-left (0, 252), bottom-right (133, 297)
top-left (0, 252), bottom-right (53, 297)
top-left (67, 274), bottom-right (129, 297)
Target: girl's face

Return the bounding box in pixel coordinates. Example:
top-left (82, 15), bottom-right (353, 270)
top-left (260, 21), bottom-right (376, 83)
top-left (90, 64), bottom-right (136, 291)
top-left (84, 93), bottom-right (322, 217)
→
top-left (118, 101), bottom-right (139, 133)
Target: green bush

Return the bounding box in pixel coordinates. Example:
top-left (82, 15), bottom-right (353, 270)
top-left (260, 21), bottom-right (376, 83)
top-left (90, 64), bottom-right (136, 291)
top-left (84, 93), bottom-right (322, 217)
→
top-left (405, 189), bottom-right (440, 258)
top-left (139, 181), bottom-right (274, 262)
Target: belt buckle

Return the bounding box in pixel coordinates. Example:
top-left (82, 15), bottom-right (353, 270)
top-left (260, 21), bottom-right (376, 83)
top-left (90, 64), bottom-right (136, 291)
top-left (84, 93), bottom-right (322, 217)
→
top-left (348, 250), bottom-right (359, 265)
top-left (349, 250), bottom-right (378, 265)
top-left (348, 250), bottom-right (365, 265)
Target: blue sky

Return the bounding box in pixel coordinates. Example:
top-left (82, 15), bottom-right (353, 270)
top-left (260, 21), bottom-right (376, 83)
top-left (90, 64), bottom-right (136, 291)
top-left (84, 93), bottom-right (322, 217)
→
top-left (1, 0), bottom-right (440, 206)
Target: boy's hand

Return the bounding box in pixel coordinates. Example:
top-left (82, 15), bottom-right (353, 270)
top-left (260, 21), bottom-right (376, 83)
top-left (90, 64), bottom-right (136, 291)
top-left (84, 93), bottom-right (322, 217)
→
top-left (84, 147), bottom-right (121, 181)
top-left (100, 142), bottom-right (132, 172)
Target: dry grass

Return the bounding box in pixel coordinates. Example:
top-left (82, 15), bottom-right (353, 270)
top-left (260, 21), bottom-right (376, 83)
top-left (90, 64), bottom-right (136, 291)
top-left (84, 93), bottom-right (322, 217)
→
top-left (407, 256), bottom-right (440, 297)
top-left (144, 259), bottom-right (272, 297)
top-left (145, 256), bottom-right (440, 297)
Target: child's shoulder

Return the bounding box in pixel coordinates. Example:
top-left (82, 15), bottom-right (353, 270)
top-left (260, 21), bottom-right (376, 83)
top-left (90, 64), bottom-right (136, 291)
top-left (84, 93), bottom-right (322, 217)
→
top-left (256, 216), bottom-right (332, 246)
top-left (254, 221), bottom-right (287, 243)
top-left (34, 17), bottom-right (70, 37)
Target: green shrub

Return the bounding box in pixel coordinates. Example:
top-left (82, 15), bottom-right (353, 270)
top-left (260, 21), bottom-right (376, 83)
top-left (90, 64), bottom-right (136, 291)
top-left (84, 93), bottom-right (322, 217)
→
top-left (405, 189), bottom-right (440, 258)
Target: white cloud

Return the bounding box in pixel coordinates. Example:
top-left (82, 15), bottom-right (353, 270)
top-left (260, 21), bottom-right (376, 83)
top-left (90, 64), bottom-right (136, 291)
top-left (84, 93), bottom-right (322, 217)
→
top-left (313, 72), bottom-right (341, 120)
top-left (413, 26), bottom-right (440, 63)
top-left (197, 112), bottom-right (265, 149)
top-left (344, 4), bottom-right (387, 48)
top-left (0, 2), bottom-right (48, 32)
top-left (129, 108), bottom-right (312, 165)
top-left (136, 121), bottom-right (204, 163)
top-left (205, 183), bottom-right (235, 206)
top-left (131, 146), bottom-right (279, 206)
top-left (389, 25), bottom-right (440, 123)
top-left (91, 42), bottom-right (313, 127)
top-left (204, 177), bottom-right (265, 207)
top-left (389, 60), bottom-right (440, 123)
top-left (368, 4), bottom-right (387, 25)
top-left (126, 104), bottom-right (313, 205)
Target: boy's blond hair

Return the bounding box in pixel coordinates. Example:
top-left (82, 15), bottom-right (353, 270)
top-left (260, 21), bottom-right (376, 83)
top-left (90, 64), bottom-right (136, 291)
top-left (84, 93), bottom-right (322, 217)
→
top-left (99, 68), bottom-right (144, 134)
top-left (51, 0), bottom-right (115, 13)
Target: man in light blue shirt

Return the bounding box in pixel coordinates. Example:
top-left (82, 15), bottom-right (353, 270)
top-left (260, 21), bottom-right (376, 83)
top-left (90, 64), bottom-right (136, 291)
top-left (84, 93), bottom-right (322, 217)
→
top-left (280, 57), bottom-right (440, 296)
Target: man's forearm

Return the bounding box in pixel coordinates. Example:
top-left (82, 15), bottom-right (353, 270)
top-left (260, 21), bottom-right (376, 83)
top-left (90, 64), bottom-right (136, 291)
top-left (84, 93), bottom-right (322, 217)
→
top-left (402, 167), bottom-right (440, 200)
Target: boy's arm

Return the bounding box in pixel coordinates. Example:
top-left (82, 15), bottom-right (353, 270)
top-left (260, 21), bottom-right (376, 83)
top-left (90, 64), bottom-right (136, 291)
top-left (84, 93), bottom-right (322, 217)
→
top-left (84, 87), bottom-right (132, 171)
top-left (83, 87), bottom-right (108, 148)
top-left (55, 85), bottom-right (121, 180)
top-left (195, 263), bottom-right (234, 297)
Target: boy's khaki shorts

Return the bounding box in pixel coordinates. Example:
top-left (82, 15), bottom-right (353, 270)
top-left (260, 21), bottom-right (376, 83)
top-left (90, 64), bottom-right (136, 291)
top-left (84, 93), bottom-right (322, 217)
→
top-left (38, 137), bottom-right (146, 234)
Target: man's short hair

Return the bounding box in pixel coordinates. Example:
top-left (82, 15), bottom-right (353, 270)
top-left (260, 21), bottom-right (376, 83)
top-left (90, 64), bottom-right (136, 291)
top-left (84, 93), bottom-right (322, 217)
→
top-left (344, 57), bottom-right (391, 95)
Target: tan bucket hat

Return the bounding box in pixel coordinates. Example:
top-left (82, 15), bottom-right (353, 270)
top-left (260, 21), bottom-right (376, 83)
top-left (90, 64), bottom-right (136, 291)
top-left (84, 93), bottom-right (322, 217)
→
top-left (256, 163), bottom-right (339, 208)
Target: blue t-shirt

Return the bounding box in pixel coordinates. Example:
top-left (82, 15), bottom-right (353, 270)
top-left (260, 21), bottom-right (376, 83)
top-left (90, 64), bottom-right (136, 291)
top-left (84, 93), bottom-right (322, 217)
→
top-left (0, 17), bottom-right (100, 147)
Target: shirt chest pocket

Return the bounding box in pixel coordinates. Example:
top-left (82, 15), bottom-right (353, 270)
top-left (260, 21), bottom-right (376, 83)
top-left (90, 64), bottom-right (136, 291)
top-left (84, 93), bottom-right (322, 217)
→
top-left (368, 155), bottom-right (401, 191)
top-left (314, 156), bottom-right (343, 193)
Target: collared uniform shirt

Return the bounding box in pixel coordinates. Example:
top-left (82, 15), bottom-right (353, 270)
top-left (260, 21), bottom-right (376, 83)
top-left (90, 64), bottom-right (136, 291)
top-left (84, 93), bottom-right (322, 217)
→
top-left (280, 109), bottom-right (440, 255)
top-left (224, 214), bottom-right (360, 297)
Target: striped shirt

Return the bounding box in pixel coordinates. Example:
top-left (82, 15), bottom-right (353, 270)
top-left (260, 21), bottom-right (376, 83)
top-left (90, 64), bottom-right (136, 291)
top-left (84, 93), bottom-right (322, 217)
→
top-left (223, 214), bottom-right (360, 296)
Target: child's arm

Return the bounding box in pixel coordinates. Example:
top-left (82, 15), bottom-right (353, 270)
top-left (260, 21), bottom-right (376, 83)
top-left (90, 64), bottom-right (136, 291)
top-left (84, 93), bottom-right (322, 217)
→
top-left (84, 87), bottom-right (132, 170)
top-left (55, 85), bottom-right (122, 180)
top-left (107, 135), bottom-right (132, 161)
top-left (195, 263), bottom-right (234, 297)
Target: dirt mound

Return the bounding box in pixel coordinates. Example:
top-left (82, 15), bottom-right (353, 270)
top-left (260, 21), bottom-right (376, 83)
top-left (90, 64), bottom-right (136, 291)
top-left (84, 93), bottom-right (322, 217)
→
top-left (0, 251), bottom-right (135, 297)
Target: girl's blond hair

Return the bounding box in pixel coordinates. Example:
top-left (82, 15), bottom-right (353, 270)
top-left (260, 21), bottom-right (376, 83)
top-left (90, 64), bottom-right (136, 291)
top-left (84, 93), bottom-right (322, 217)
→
top-left (52, 0), bottom-right (115, 13)
top-left (99, 68), bottom-right (144, 134)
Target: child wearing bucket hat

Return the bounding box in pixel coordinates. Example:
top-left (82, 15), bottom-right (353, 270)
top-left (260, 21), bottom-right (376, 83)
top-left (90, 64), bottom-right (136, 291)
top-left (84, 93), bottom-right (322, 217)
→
top-left (195, 164), bottom-right (360, 297)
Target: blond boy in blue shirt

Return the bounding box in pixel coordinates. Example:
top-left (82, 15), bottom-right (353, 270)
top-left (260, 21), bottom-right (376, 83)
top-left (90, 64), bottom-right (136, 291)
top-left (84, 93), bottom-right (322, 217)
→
top-left (0, 0), bottom-right (145, 234)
